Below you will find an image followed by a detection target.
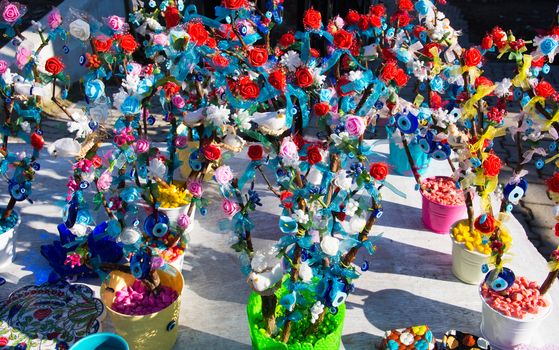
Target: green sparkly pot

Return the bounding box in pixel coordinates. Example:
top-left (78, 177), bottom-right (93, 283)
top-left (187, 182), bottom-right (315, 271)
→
top-left (247, 292), bottom-right (346, 350)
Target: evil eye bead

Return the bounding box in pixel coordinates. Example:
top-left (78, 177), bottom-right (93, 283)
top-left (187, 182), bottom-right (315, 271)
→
top-left (189, 151), bottom-right (203, 171)
top-left (167, 320), bottom-right (176, 332)
top-left (373, 208), bottom-right (383, 219)
top-left (9, 183), bottom-right (28, 201)
top-left (144, 212), bottom-right (170, 237)
top-left (490, 277), bottom-right (509, 292)
top-left (331, 291), bottom-right (347, 307)
top-left (301, 251), bottom-right (308, 262)
top-left (79, 181), bottom-right (89, 189)
top-left (431, 143), bottom-right (451, 161)
top-left (147, 115), bottom-right (156, 125)
top-left (239, 24), bottom-right (248, 36)
top-left (535, 159), bottom-right (545, 170)
top-left (32, 162), bottom-right (40, 171)
top-left (503, 178), bottom-right (528, 205)
top-left (329, 306), bottom-right (338, 315)
top-left (79, 55), bottom-right (86, 66)
top-left (200, 207), bottom-right (207, 216)
top-left (63, 45), bottom-right (70, 54)
top-left (543, 64), bottom-right (551, 74)
top-left (133, 219), bottom-right (140, 227)
top-left (148, 0), bottom-right (156, 7)
top-left (396, 113), bottom-right (419, 134)
top-left (418, 137), bottom-right (433, 154)
top-left (506, 203), bottom-right (513, 212)
top-left (549, 142), bottom-right (557, 152)
top-left (152, 222), bottom-right (169, 237)
top-left (360, 260), bottom-right (369, 272)
top-left (130, 251), bottom-right (151, 279)
top-left (36, 129), bottom-right (43, 135)
top-left (481, 264), bottom-right (489, 273)
top-left (374, 101), bottom-right (384, 110)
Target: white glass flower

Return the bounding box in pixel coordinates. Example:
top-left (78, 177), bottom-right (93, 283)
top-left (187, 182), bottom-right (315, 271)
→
top-left (148, 158), bottom-right (167, 179)
top-left (69, 19), bottom-right (91, 41)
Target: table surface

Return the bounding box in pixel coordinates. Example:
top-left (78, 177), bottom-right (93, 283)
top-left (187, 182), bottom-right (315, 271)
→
top-left (0, 143), bottom-right (558, 350)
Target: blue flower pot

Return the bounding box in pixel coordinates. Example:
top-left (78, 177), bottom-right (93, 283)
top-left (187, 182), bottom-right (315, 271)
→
top-left (387, 130), bottom-right (430, 177)
top-left (70, 333), bottom-right (129, 350)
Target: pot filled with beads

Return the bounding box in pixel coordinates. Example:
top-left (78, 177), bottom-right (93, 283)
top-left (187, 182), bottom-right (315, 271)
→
top-left (421, 176), bottom-right (466, 234)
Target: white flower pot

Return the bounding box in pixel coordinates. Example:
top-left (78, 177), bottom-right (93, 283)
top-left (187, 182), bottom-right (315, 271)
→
top-left (138, 203), bottom-right (196, 234)
top-left (0, 211), bottom-right (20, 268)
top-left (451, 236), bottom-right (489, 284)
top-left (479, 288), bottom-right (552, 349)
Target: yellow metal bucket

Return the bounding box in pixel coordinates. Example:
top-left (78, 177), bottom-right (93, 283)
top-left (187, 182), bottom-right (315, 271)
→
top-left (101, 267), bottom-right (184, 350)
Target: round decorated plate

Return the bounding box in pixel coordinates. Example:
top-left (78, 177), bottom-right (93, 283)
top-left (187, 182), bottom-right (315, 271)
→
top-left (0, 281), bottom-right (104, 349)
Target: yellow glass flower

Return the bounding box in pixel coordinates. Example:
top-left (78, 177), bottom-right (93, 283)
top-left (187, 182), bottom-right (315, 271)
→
top-left (452, 221), bottom-right (511, 255)
top-left (157, 183), bottom-right (192, 208)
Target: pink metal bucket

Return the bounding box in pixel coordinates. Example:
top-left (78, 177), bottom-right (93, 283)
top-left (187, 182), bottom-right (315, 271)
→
top-left (421, 177), bottom-right (467, 234)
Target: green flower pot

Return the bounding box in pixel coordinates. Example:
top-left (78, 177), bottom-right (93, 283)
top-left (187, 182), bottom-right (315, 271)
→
top-left (247, 292), bottom-right (346, 350)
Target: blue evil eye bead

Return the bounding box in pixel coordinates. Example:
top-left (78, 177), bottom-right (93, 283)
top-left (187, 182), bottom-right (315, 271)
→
top-left (486, 267), bottom-right (516, 292)
top-left (133, 218), bottom-right (140, 227)
top-left (130, 251), bottom-right (151, 279)
top-left (31, 162), bottom-right (40, 171)
top-left (491, 277), bottom-right (509, 292)
top-left (374, 101), bottom-right (384, 110)
top-left (419, 82), bottom-right (426, 91)
top-left (167, 320), bottom-right (176, 331)
top-left (144, 212), bottom-right (170, 237)
top-left (503, 178), bottom-right (528, 205)
top-left (36, 129), bottom-right (43, 135)
top-left (549, 142), bottom-right (557, 152)
top-left (63, 45), bottom-right (70, 54)
top-left (373, 208), bottom-right (383, 218)
top-left (431, 142), bottom-right (451, 161)
top-left (152, 222), bottom-right (169, 237)
top-left (88, 120), bottom-right (98, 131)
top-left (265, 11), bottom-right (272, 19)
top-left (61, 89), bottom-right (69, 99)
top-left (301, 250), bottom-right (308, 262)
top-left (481, 264), bottom-right (489, 273)
top-left (149, 0), bottom-right (156, 7)
top-left (417, 131), bottom-right (434, 153)
top-left (9, 183), bottom-right (28, 201)
top-left (200, 207), bottom-right (207, 216)
top-left (506, 203), bottom-right (513, 212)
top-left (396, 113), bottom-right (419, 134)
top-left (147, 115), bottom-right (156, 125)
top-left (331, 291), bottom-right (348, 307)
top-left (463, 119), bottom-right (472, 129)
top-left (535, 158), bottom-right (545, 170)
top-left (329, 306), bottom-right (338, 315)
top-left (79, 181), bottom-right (89, 189)
top-left (189, 150), bottom-right (203, 172)
top-left (543, 64), bottom-right (551, 74)
top-left (79, 55), bottom-right (86, 66)
top-left (360, 260), bottom-right (369, 272)
top-left (239, 24), bottom-right (248, 36)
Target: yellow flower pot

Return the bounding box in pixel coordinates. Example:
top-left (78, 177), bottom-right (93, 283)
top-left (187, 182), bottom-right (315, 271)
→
top-left (100, 266), bottom-right (184, 350)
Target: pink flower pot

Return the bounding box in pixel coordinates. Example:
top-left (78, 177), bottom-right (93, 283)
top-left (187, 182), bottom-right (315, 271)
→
top-left (421, 177), bottom-right (466, 234)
